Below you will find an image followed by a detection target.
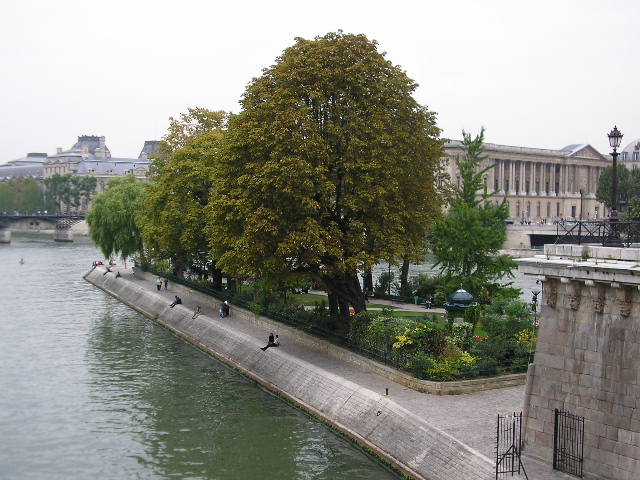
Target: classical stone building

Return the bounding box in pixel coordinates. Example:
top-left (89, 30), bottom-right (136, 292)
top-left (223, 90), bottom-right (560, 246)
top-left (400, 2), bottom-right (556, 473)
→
top-left (445, 140), bottom-right (611, 222)
top-left (43, 136), bottom-right (155, 193)
top-left (1, 135), bottom-right (158, 188)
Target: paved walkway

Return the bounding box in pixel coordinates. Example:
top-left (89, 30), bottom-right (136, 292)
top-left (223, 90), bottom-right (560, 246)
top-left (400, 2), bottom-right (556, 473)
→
top-left (111, 266), bottom-right (573, 480)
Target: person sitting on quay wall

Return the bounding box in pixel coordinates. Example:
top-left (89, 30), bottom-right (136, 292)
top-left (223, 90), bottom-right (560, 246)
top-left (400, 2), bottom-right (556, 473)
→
top-left (261, 333), bottom-right (279, 351)
top-left (220, 300), bottom-right (230, 318)
top-left (169, 296), bottom-right (182, 308)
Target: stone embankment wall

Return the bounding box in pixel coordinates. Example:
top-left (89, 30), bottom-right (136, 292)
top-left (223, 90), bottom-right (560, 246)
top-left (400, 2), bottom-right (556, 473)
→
top-left (85, 268), bottom-right (495, 480)
top-left (518, 245), bottom-right (640, 480)
top-left (133, 270), bottom-right (525, 396)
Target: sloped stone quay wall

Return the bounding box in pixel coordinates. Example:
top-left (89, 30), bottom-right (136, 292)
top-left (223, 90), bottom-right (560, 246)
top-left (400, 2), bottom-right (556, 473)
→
top-left (85, 268), bottom-right (495, 480)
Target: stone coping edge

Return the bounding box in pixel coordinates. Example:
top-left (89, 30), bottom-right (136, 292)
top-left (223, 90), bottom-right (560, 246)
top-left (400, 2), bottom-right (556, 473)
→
top-left (134, 268), bottom-right (526, 395)
top-left (86, 267), bottom-right (496, 480)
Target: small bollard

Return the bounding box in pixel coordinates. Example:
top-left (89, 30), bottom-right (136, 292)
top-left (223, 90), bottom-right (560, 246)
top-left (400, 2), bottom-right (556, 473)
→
top-left (385, 388), bottom-right (389, 396)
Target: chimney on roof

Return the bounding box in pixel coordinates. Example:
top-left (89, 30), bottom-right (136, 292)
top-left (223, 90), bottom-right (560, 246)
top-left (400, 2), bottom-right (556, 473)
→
top-left (95, 135), bottom-right (107, 158)
top-left (56, 147), bottom-right (62, 154)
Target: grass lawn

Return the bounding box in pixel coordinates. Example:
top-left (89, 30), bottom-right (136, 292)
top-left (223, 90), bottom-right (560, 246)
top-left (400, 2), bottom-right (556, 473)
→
top-left (286, 293), bottom-right (328, 306)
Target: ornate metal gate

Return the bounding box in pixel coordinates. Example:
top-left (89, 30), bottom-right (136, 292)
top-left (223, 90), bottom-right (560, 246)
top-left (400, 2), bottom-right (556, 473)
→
top-left (553, 408), bottom-right (585, 477)
top-left (495, 412), bottom-right (528, 479)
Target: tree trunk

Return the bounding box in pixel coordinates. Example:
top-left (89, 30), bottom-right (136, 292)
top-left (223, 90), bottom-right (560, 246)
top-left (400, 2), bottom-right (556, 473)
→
top-left (323, 271), bottom-right (366, 334)
top-left (399, 256), bottom-right (410, 297)
top-left (226, 276), bottom-right (237, 294)
top-left (210, 266), bottom-right (223, 290)
top-left (327, 292), bottom-right (339, 330)
top-left (362, 270), bottom-right (373, 296)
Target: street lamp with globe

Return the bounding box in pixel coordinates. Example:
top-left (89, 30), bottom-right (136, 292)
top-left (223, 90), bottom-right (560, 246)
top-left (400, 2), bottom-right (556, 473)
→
top-left (608, 126), bottom-right (623, 220)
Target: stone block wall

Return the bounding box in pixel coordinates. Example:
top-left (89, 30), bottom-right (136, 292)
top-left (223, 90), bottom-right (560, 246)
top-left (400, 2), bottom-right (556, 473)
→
top-left (522, 272), bottom-right (640, 480)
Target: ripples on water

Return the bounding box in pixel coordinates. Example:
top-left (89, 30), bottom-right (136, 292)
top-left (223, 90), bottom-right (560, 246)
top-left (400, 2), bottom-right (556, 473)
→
top-left (0, 235), bottom-right (398, 480)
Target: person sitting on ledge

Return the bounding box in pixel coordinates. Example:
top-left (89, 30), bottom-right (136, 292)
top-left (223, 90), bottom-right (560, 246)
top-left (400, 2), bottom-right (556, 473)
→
top-left (220, 300), bottom-right (230, 318)
top-left (192, 305), bottom-right (202, 319)
top-left (169, 296), bottom-right (182, 308)
top-left (261, 333), bottom-right (279, 351)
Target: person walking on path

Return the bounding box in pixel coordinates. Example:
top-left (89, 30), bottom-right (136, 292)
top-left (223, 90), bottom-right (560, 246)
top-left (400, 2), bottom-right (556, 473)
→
top-left (220, 300), bottom-right (230, 318)
top-left (261, 333), bottom-right (279, 351)
top-left (156, 277), bottom-right (162, 291)
top-left (163, 278), bottom-right (168, 290)
top-left (169, 296), bottom-right (182, 308)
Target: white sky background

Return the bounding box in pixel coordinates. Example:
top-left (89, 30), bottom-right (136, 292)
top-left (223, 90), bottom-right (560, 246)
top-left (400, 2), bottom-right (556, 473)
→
top-left (0, 0), bottom-right (638, 162)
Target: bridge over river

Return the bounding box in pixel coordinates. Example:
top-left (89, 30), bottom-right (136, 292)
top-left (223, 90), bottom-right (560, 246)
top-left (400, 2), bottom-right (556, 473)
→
top-left (0, 213), bottom-right (85, 243)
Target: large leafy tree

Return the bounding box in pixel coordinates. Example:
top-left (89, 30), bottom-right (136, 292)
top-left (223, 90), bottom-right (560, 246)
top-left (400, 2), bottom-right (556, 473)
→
top-left (207, 32), bottom-right (443, 328)
top-left (137, 108), bottom-right (228, 280)
top-left (596, 163), bottom-right (629, 210)
top-left (596, 163), bottom-right (640, 211)
top-left (86, 175), bottom-right (145, 262)
top-left (43, 174), bottom-right (97, 213)
top-left (430, 128), bottom-right (516, 301)
top-left (0, 177), bottom-right (53, 212)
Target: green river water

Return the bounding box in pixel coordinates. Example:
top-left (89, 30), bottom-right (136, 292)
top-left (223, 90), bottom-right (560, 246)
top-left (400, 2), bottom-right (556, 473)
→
top-left (0, 235), bottom-right (398, 480)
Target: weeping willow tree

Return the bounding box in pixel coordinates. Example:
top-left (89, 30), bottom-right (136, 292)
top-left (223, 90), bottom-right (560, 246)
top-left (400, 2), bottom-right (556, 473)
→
top-left (86, 175), bottom-right (145, 263)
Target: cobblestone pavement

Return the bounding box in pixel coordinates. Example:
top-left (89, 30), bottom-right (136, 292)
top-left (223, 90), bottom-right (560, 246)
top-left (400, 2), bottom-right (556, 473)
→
top-left (110, 266), bottom-right (574, 479)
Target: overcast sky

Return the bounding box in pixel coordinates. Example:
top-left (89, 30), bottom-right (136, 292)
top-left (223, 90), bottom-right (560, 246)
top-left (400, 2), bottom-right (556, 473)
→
top-left (1, 0), bottom-right (638, 163)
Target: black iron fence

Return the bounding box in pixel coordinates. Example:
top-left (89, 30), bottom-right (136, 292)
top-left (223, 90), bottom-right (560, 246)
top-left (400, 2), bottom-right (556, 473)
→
top-left (495, 412), bottom-right (528, 479)
top-left (553, 408), bottom-right (584, 477)
top-left (555, 220), bottom-right (640, 247)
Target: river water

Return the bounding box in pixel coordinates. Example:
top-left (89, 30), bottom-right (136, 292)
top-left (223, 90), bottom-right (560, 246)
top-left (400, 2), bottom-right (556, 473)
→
top-left (0, 235), bottom-right (398, 480)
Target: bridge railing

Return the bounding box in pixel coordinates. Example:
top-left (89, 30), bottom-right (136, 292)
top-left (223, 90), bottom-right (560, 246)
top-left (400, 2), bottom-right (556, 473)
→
top-left (554, 220), bottom-right (640, 247)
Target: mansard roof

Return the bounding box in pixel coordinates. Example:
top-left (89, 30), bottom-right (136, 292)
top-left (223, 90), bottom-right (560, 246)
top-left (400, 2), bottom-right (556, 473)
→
top-left (73, 159), bottom-right (151, 176)
top-left (621, 139), bottom-right (640, 155)
top-left (65, 135), bottom-right (110, 156)
top-left (0, 164), bottom-right (44, 180)
top-left (138, 140), bottom-right (160, 159)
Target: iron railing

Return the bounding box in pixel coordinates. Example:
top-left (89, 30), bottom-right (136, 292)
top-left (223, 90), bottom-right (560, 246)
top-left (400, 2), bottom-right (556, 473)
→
top-left (495, 412), bottom-right (528, 479)
top-left (553, 408), bottom-right (584, 477)
top-left (554, 220), bottom-right (640, 247)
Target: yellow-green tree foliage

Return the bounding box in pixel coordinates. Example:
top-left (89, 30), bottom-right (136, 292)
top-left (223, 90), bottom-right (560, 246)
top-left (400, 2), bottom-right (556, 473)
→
top-left (207, 32), bottom-right (442, 325)
top-left (137, 108), bottom-right (228, 276)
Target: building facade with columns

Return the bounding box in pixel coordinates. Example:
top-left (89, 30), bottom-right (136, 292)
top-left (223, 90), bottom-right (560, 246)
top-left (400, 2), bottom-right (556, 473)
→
top-left (444, 141), bottom-right (610, 222)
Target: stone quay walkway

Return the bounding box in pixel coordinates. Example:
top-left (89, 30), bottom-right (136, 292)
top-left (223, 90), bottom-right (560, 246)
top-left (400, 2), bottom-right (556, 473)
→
top-left (107, 266), bottom-right (574, 480)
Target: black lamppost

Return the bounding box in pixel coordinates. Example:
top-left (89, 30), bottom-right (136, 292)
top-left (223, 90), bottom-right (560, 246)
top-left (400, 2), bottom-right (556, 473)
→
top-left (527, 288), bottom-right (541, 363)
top-left (608, 126), bottom-right (623, 218)
top-left (607, 126), bottom-right (623, 246)
top-left (531, 289), bottom-right (540, 315)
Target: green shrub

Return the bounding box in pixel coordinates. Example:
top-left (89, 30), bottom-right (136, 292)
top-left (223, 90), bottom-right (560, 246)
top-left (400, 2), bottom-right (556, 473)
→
top-left (408, 273), bottom-right (447, 298)
top-left (407, 351), bottom-right (435, 379)
top-left (450, 322), bottom-right (474, 350)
